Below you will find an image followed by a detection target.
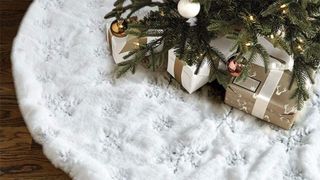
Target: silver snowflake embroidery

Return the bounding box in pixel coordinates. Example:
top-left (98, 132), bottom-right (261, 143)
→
top-left (87, 0), bottom-right (105, 9)
top-left (276, 128), bottom-right (311, 151)
top-left (153, 115), bottom-right (174, 132)
top-left (145, 86), bottom-right (161, 99)
top-left (93, 46), bottom-right (108, 58)
top-left (58, 150), bottom-right (73, 163)
top-left (157, 142), bottom-right (206, 173)
top-left (34, 18), bottom-right (52, 29)
top-left (33, 127), bottom-right (59, 144)
top-left (87, 18), bottom-right (105, 33)
top-left (226, 151), bottom-right (247, 166)
top-left (39, 0), bottom-right (64, 10)
top-left (102, 101), bottom-right (122, 119)
top-left (36, 71), bottom-right (55, 83)
top-left (100, 129), bottom-right (122, 151)
top-left (92, 68), bottom-right (114, 85)
top-left (284, 168), bottom-right (306, 180)
top-left (44, 93), bottom-right (82, 117)
top-left (42, 37), bottom-right (69, 62)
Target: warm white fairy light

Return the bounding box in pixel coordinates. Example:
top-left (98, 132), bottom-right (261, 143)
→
top-left (297, 37), bottom-right (304, 43)
top-left (280, 4), bottom-right (289, 14)
top-left (280, 4), bottom-right (287, 9)
top-left (245, 42), bottom-right (253, 47)
top-left (134, 42), bottom-right (140, 47)
top-left (282, 9), bottom-right (288, 14)
top-left (297, 45), bottom-right (304, 52)
top-left (270, 34), bottom-right (275, 39)
top-left (249, 15), bottom-right (254, 21)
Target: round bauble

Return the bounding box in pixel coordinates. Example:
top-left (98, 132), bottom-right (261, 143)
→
top-left (177, 0), bottom-right (201, 19)
top-left (227, 57), bottom-right (243, 77)
top-left (110, 19), bottom-right (128, 37)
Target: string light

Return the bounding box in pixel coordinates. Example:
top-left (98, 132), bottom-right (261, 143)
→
top-left (297, 45), bottom-right (304, 52)
top-left (280, 4), bottom-right (288, 14)
top-left (280, 4), bottom-right (287, 9)
top-left (270, 34), bottom-right (275, 39)
top-left (282, 9), bottom-right (288, 14)
top-left (245, 42), bottom-right (253, 47)
top-left (297, 37), bottom-right (304, 43)
top-left (249, 15), bottom-right (254, 21)
top-left (134, 42), bottom-right (140, 47)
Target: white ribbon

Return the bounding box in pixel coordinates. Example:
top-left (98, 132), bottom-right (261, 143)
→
top-left (251, 69), bottom-right (284, 119)
top-left (248, 38), bottom-right (294, 118)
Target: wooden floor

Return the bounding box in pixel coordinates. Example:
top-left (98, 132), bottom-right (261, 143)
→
top-left (0, 1), bottom-right (70, 179)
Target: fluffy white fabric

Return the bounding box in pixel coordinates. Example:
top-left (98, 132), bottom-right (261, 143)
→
top-left (11, 0), bottom-right (320, 179)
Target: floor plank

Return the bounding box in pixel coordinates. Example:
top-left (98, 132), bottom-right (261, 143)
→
top-left (0, 1), bottom-right (70, 179)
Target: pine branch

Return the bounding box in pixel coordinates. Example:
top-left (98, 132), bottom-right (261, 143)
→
top-left (105, 0), bottom-right (320, 108)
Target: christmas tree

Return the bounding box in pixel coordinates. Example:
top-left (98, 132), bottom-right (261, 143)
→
top-left (105, 0), bottom-right (320, 109)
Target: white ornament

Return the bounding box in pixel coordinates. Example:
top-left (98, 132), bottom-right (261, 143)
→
top-left (177, 0), bottom-right (201, 18)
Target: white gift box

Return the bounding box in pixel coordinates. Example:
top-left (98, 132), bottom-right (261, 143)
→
top-left (211, 36), bottom-right (294, 70)
top-left (255, 37), bottom-right (294, 71)
top-left (166, 37), bottom-right (234, 94)
top-left (106, 23), bottom-right (161, 64)
top-left (167, 49), bottom-right (210, 94)
top-left (210, 37), bottom-right (237, 70)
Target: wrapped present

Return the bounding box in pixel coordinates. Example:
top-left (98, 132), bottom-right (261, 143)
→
top-left (224, 38), bottom-right (300, 129)
top-left (167, 37), bottom-right (235, 94)
top-left (224, 63), bottom-right (298, 129)
top-left (106, 21), bottom-right (160, 64)
top-left (167, 49), bottom-right (210, 94)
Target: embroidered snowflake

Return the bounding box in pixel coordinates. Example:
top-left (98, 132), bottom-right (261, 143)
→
top-left (157, 142), bottom-right (205, 173)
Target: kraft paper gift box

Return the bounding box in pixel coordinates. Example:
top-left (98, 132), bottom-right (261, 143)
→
top-left (106, 23), bottom-right (161, 64)
top-left (224, 63), bottom-right (298, 129)
top-left (224, 37), bottom-right (301, 129)
top-left (167, 49), bottom-right (211, 94)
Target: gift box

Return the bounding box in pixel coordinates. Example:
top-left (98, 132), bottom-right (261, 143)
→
top-left (223, 36), bottom-right (302, 129)
top-left (106, 23), bottom-right (160, 64)
top-left (167, 37), bottom-right (235, 94)
top-left (224, 62), bottom-right (298, 129)
top-left (167, 49), bottom-right (210, 94)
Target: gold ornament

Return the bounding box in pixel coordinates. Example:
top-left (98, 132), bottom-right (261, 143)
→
top-left (110, 19), bottom-right (128, 37)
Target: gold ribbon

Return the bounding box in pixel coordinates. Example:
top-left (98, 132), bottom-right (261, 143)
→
top-left (120, 37), bottom-right (147, 54)
top-left (108, 29), bottom-right (113, 54)
top-left (173, 58), bottom-right (184, 83)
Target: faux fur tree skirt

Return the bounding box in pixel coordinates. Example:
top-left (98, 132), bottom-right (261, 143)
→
top-left (11, 0), bottom-right (320, 179)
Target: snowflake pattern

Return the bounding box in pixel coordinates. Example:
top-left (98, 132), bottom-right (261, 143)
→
top-left (33, 127), bottom-right (59, 144)
top-left (153, 115), bottom-right (174, 132)
top-left (42, 37), bottom-right (69, 62)
top-left (87, 0), bottom-right (105, 9)
top-left (226, 151), bottom-right (247, 166)
top-left (87, 18), bottom-right (105, 33)
top-left (102, 101), bottom-right (123, 119)
top-left (100, 129), bottom-right (122, 151)
top-left (111, 168), bottom-right (130, 180)
top-left (44, 92), bottom-right (82, 117)
top-left (12, 0), bottom-right (320, 179)
top-left (39, 0), bottom-right (65, 10)
top-left (157, 142), bottom-right (206, 173)
top-left (284, 168), bottom-right (306, 180)
top-left (276, 128), bottom-right (311, 151)
top-left (93, 46), bottom-right (108, 58)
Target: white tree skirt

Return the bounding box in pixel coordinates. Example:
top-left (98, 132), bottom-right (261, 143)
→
top-left (11, 0), bottom-right (320, 179)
